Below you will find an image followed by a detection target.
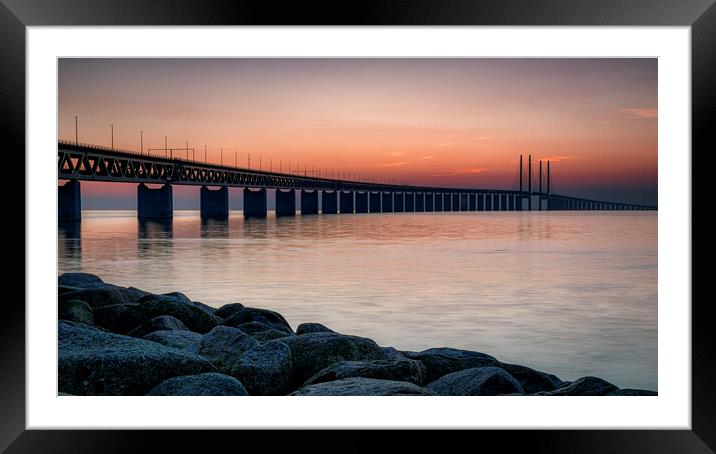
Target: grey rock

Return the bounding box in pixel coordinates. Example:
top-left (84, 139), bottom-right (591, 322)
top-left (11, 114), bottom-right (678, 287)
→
top-left (143, 330), bottom-right (202, 354)
top-left (291, 377), bottom-right (437, 396)
top-left (137, 294), bottom-right (223, 334)
top-left (497, 362), bottom-right (562, 394)
top-left (235, 321), bottom-right (273, 334)
top-left (58, 321), bottom-right (215, 395)
top-left (58, 272), bottom-right (103, 287)
top-left (93, 303), bottom-right (148, 334)
top-left (58, 299), bottom-right (94, 326)
top-left (146, 372), bottom-right (247, 396)
top-left (214, 303), bottom-right (245, 319)
top-left (231, 341), bottom-right (293, 395)
top-left (427, 366), bottom-right (524, 396)
top-left (223, 307), bottom-right (293, 334)
top-left (59, 284), bottom-right (149, 309)
top-left (279, 332), bottom-right (389, 388)
top-left (296, 322), bottom-right (335, 335)
top-left (198, 326), bottom-right (259, 374)
top-left (303, 359), bottom-right (427, 387)
top-left (161, 291), bottom-right (191, 303)
top-left (126, 315), bottom-right (189, 338)
top-left (403, 348), bottom-right (499, 383)
top-left (190, 301), bottom-right (218, 315)
top-left (532, 376), bottom-right (619, 396)
top-left (608, 389), bottom-right (657, 396)
top-left (251, 329), bottom-right (293, 343)
top-left (381, 347), bottom-right (410, 361)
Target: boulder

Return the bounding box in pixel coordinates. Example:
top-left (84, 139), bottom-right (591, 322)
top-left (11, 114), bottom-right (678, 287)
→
top-left (532, 376), bottom-right (619, 396)
top-left (161, 291), bottom-right (191, 303)
top-left (198, 326), bottom-right (259, 374)
top-left (59, 284), bottom-right (149, 309)
top-left (496, 362), bottom-right (562, 394)
top-left (303, 359), bottom-right (427, 387)
top-left (143, 330), bottom-right (202, 354)
top-left (251, 329), bottom-right (293, 343)
top-left (403, 348), bottom-right (499, 383)
top-left (231, 341), bottom-right (293, 395)
top-left (146, 372), bottom-right (248, 396)
top-left (58, 299), bottom-right (94, 326)
top-left (58, 321), bottom-right (216, 395)
top-left (295, 322), bottom-right (335, 335)
top-left (214, 303), bottom-right (245, 319)
top-left (279, 332), bottom-right (389, 387)
top-left (223, 307), bottom-right (293, 334)
top-left (382, 347), bottom-right (409, 361)
top-left (93, 303), bottom-right (148, 334)
top-left (426, 366), bottom-right (524, 396)
top-left (190, 301), bottom-right (218, 315)
top-left (291, 377), bottom-right (437, 396)
top-left (608, 389), bottom-right (657, 396)
top-left (126, 315), bottom-right (189, 338)
top-left (58, 272), bottom-right (103, 287)
top-left (137, 294), bottom-right (222, 334)
top-left (235, 321), bottom-right (273, 334)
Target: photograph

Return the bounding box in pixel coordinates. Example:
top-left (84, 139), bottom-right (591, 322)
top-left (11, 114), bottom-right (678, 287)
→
top-left (57, 57), bottom-right (658, 398)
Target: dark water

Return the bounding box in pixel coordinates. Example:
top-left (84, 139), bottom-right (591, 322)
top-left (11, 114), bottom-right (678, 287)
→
top-left (58, 210), bottom-right (657, 390)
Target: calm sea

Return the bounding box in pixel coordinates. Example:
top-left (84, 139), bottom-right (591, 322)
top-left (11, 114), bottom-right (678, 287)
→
top-left (58, 210), bottom-right (657, 390)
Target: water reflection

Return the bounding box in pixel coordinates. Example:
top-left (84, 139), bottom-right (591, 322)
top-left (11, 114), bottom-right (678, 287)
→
top-left (58, 220), bottom-right (82, 261)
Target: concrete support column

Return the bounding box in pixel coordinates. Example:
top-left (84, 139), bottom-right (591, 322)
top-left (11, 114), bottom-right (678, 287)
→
top-left (369, 192), bottom-right (382, 213)
top-left (340, 191), bottom-right (354, 213)
top-left (138, 183), bottom-right (173, 219)
top-left (59, 179), bottom-right (82, 221)
top-left (301, 190), bottom-right (319, 215)
top-left (275, 189), bottom-right (296, 216)
top-left (200, 186), bottom-right (229, 219)
top-left (434, 193), bottom-right (443, 211)
top-left (382, 192), bottom-right (394, 212)
top-left (425, 193), bottom-right (435, 212)
top-left (415, 193), bottom-right (425, 212)
top-left (355, 191), bottom-right (369, 213)
top-left (405, 193), bottom-right (415, 212)
top-left (322, 191), bottom-right (338, 214)
top-left (243, 187), bottom-right (267, 218)
top-left (459, 193), bottom-right (468, 211)
top-left (394, 192), bottom-right (405, 212)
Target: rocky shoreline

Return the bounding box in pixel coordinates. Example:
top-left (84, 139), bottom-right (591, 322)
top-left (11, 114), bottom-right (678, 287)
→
top-left (58, 273), bottom-right (656, 396)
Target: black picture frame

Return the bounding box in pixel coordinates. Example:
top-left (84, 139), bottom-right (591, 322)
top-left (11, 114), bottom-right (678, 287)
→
top-left (4, 0), bottom-right (709, 452)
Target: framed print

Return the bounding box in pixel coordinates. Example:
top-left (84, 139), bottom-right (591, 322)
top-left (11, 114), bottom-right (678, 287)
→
top-left (5, 0), bottom-right (710, 452)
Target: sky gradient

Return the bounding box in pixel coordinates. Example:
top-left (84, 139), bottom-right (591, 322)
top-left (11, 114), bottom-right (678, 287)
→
top-left (58, 58), bottom-right (657, 208)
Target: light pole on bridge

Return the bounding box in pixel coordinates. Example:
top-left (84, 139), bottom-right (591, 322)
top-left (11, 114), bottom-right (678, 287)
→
top-left (110, 124), bottom-right (114, 149)
top-left (74, 116), bottom-right (78, 145)
top-left (164, 136), bottom-right (168, 158)
top-left (140, 131), bottom-right (143, 154)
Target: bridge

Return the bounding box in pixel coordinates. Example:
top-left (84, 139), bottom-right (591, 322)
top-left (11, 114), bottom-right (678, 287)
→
top-left (57, 139), bottom-right (656, 221)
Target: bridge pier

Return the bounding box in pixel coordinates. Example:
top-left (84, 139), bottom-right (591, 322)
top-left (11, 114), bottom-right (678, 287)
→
top-left (355, 191), bottom-right (369, 213)
top-left (382, 192), bottom-right (393, 212)
top-left (477, 193), bottom-right (484, 211)
top-left (468, 193), bottom-right (476, 211)
top-left (485, 193), bottom-right (493, 211)
top-left (460, 193), bottom-right (468, 211)
top-left (59, 179), bottom-right (82, 222)
top-left (405, 193), bottom-right (415, 212)
top-left (425, 193), bottom-right (434, 211)
top-left (369, 192), bottom-right (381, 213)
top-left (138, 183), bottom-right (173, 219)
top-left (301, 190), bottom-right (319, 215)
top-left (443, 193), bottom-right (451, 211)
top-left (452, 193), bottom-right (460, 211)
top-left (394, 192), bottom-right (404, 212)
top-left (500, 194), bottom-right (508, 211)
top-left (200, 186), bottom-right (229, 219)
top-left (434, 193), bottom-right (443, 211)
top-left (322, 191), bottom-right (338, 214)
top-left (275, 189), bottom-right (296, 216)
top-left (340, 191), bottom-right (354, 213)
top-left (415, 193), bottom-right (425, 212)
top-left (244, 188), bottom-right (267, 218)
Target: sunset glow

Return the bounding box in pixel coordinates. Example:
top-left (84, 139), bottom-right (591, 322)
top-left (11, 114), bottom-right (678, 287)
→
top-left (58, 58), bottom-right (657, 205)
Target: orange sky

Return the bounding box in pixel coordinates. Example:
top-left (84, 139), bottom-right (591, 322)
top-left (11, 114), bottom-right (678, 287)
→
top-left (58, 58), bottom-right (657, 206)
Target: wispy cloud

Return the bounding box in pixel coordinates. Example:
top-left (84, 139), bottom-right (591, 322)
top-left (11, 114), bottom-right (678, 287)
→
top-left (428, 167), bottom-right (488, 177)
top-left (379, 161), bottom-right (410, 167)
top-left (387, 151), bottom-right (405, 157)
top-left (435, 142), bottom-right (456, 148)
top-left (537, 155), bottom-right (573, 163)
top-left (418, 155), bottom-right (434, 160)
top-left (618, 108), bottom-right (658, 119)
